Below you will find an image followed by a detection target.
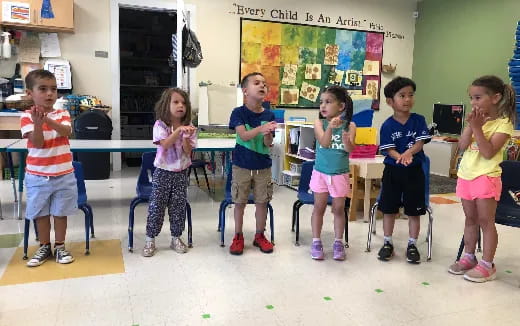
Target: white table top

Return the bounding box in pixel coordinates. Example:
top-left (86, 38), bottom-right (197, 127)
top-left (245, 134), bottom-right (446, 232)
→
top-left (0, 112), bottom-right (22, 117)
top-left (0, 139), bottom-right (21, 151)
top-left (350, 155), bottom-right (385, 164)
top-left (6, 138), bottom-right (236, 152)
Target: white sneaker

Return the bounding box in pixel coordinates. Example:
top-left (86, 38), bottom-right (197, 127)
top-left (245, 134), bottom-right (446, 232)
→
top-left (27, 244), bottom-right (52, 267)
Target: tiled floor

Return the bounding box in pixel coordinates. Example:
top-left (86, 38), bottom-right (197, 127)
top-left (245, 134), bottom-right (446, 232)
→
top-left (0, 168), bottom-right (519, 326)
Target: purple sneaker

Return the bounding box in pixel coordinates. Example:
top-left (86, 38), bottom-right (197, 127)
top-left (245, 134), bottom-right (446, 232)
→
top-left (310, 240), bottom-right (324, 260)
top-left (333, 240), bottom-right (346, 261)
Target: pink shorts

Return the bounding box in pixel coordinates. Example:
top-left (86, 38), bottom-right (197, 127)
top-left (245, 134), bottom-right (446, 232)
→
top-left (456, 175), bottom-right (502, 201)
top-left (309, 169), bottom-right (351, 198)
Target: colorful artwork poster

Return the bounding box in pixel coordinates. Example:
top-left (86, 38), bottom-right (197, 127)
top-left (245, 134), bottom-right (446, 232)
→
top-left (240, 18), bottom-right (384, 108)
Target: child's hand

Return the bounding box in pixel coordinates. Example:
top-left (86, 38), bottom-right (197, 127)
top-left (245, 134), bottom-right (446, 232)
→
top-left (342, 130), bottom-right (352, 144)
top-left (397, 151), bottom-right (413, 166)
top-left (261, 121), bottom-right (277, 134)
top-left (469, 107), bottom-right (489, 129)
top-left (30, 106), bottom-right (45, 126)
top-left (329, 117), bottom-right (342, 129)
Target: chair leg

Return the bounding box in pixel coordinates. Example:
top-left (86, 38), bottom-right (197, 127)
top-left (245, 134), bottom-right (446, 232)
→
top-left (291, 201), bottom-right (300, 232)
top-left (220, 201), bottom-right (230, 247)
top-left (268, 203), bottom-right (274, 245)
top-left (80, 206), bottom-right (90, 255)
top-left (85, 204), bottom-right (95, 238)
top-left (23, 219), bottom-right (30, 260)
top-left (456, 235), bottom-right (465, 262)
top-left (193, 168), bottom-right (200, 186)
top-left (295, 203), bottom-right (303, 246)
top-left (217, 201), bottom-right (226, 232)
top-left (128, 197), bottom-right (145, 253)
top-left (366, 202), bottom-right (378, 252)
top-left (186, 202), bottom-right (193, 248)
top-left (426, 206), bottom-right (433, 261)
top-left (344, 206), bottom-right (349, 248)
top-left (202, 166), bottom-right (211, 193)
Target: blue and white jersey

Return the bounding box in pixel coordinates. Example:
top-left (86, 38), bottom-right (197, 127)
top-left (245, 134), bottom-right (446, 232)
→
top-left (379, 113), bottom-right (431, 167)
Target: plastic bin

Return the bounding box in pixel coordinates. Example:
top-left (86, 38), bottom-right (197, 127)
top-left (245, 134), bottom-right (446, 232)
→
top-left (74, 109), bottom-right (113, 180)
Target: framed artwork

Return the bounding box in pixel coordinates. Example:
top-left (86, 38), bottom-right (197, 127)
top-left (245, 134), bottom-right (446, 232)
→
top-left (239, 18), bottom-right (384, 109)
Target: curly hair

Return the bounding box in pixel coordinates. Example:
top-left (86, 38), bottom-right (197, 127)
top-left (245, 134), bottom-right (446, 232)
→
top-left (154, 88), bottom-right (192, 126)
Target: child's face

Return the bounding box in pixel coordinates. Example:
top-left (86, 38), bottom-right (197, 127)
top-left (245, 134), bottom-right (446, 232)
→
top-left (319, 91), bottom-right (344, 119)
top-left (469, 86), bottom-right (501, 115)
top-left (243, 75), bottom-right (267, 102)
top-left (27, 78), bottom-right (57, 111)
top-left (169, 91), bottom-right (187, 121)
top-left (387, 85), bottom-right (415, 113)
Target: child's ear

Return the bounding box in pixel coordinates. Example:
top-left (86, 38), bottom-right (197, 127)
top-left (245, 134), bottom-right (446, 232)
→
top-left (386, 98), bottom-right (393, 106)
top-left (491, 92), bottom-right (502, 105)
top-left (25, 89), bottom-right (32, 98)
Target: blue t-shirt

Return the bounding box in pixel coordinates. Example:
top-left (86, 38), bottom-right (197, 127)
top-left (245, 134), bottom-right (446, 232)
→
top-left (379, 113), bottom-right (431, 167)
top-left (229, 105), bottom-right (275, 170)
top-left (314, 119), bottom-right (350, 175)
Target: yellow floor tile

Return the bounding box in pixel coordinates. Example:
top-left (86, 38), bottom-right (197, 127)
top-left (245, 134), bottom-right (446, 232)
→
top-left (0, 239), bottom-right (125, 286)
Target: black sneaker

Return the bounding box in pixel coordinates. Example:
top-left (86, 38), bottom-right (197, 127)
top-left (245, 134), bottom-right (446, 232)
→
top-left (378, 241), bottom-right (394, 261)
top-left (27, 244), bottom-right (52, 267)
top-left (54, 245), bottom-right (75, 264)
top-left (406, 243), bottom-right (421, 264)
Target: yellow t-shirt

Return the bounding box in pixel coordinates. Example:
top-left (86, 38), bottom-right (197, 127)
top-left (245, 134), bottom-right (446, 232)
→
top-left (457, 117), bottom-right (513, 180)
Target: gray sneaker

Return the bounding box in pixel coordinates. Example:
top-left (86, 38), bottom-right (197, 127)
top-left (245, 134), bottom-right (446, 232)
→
top-left (54, 245), bottom-right (75, 264)
top-left (170, 237), bottom-right (188, 254)
top-left (142, 241), bottom-right (156, 257)
top-left (27, 244), bottom-right (53, 267)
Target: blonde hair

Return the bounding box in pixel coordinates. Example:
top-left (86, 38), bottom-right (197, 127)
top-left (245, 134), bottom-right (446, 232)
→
top-left (471, 75), bottom-right (516, 125)
top-left (154, 88), bottom-right (192, 126)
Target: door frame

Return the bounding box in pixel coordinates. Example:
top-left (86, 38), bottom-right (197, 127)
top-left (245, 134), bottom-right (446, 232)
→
top-left (109, 0), bottom-right (196, 170)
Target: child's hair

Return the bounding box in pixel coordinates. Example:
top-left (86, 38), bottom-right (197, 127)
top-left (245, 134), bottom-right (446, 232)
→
top-left (471, 75), bottom-right (516, 124)
top-left (322, 85), bottom-right (354, 123)
top-left (241, 72), bottom-right (264, 89)
top-left (384, 76), bottom-right (416, 99)
top-left (154, 88), bottom-right (192, 126)
top-left (25, 69), bottom-right (56, 90)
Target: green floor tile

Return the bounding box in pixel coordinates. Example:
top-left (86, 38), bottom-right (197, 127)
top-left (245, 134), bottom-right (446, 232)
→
top-left (0, 233), bottom-right (24, 249)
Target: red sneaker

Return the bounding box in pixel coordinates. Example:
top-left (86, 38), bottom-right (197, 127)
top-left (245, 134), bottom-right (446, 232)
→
top-left (253, 233), bottom-right (274, 253)
top-left (229, 233), bottom-right (244, 255)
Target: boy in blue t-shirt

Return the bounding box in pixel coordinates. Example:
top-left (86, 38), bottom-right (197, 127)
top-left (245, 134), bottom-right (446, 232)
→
top-left (228, 72), bottom-right (277, 255)
top-left (377, 77), bottom-right (431, 264)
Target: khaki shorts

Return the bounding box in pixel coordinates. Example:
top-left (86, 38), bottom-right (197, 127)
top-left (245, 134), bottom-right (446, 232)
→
top-left (231, 165), bottom-right (273, 204)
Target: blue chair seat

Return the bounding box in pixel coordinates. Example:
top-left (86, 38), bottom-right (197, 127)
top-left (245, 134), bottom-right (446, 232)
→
top-left (127, 152), bottom-right (193, 252)
top-left (291, 161), bottom-right (350, 246)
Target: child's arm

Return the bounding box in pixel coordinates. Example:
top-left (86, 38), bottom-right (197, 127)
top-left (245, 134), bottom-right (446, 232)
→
top-left (470, 109), bottom-right (510, 159)
top-left (458, 126), bottom-right (473, 151)
top-left (398, 140), bottom-right (425, 166)
top-left (182, 136), bottom-right (193, 155)
top-left (385, 148), bottom-right (401, 161)
top-left (263, 131), bottom-right (274, 147)
top-left (314, 117), bottom-right (342, 148)
top-left (235, 121), bottom-right (277, 142)
top-left (26, 108), bottom-right (45, 148)
top-left (342, 122), bottom-right (356, 152)
top-left (159, 125), bottom-right (194, 149)
top-left (44, 117), bottom-right (72, 137)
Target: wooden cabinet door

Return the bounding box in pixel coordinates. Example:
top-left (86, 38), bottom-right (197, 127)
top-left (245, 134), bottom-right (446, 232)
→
top-left (32, 0), bottom-right (73, 30)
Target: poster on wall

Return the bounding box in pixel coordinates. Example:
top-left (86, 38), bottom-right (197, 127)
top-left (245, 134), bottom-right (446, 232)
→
top-left (2, 1), bottom-right (31, 24)
top-left (239, 18), bottom-right (384, 109)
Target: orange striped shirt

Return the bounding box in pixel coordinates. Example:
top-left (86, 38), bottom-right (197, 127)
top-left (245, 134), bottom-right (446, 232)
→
top-left (20, 109), bottom-right (73, 177)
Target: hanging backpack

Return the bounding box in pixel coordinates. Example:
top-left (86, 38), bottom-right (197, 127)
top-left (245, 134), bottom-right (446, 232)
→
top-left (182, 26), bottom-right (203, 68)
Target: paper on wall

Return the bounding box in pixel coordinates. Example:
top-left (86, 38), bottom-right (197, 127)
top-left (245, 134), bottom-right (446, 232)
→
top-left (280, 88), bottom-right (299, 105)
top-left (18, 36), bottom-right (41, 63)
top-left (305, 64), bottom-right (321, 79)
top-left (39, 33), bottom-right (61, 57)
top-left (1, 2), bottom-right (30, 24)
top-left (44, 59), bottom-right (72, 89)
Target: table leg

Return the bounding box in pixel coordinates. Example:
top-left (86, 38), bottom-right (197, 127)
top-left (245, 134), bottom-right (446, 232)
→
top-left (364, 177), bottom-right (371, 222)
top-left (17, 152), bottom-right (25, 220)
top-left (7, 152), bottom-right (17, 204)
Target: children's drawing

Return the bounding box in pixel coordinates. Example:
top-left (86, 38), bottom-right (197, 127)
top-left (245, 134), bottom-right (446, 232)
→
top-left (300, 82), bottom-right (320, 102)
top-left (305, 64), bottom-right (321, 80)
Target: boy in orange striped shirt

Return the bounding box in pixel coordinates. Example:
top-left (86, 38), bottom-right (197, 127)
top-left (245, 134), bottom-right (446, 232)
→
top-left (21, 70), bottom-right (77, 267)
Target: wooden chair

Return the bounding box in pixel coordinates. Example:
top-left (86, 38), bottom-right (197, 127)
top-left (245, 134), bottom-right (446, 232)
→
top-left (348, 164), bottom-right (380, 221)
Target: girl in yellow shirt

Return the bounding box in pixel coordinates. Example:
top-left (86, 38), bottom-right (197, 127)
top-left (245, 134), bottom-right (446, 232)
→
top-left (448, 75), bottom-right (515, 283)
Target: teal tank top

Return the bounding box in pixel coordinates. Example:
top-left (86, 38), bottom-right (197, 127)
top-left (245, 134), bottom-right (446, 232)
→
top-left (314, 119), bottom-right (350, 175)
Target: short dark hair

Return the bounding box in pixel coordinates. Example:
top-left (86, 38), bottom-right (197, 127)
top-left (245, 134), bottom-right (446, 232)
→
top-left (25, 69), bottom-right (56, 90)
top-left (240, 72), bottom-right (264, 88)
top-left (384, 76), bottom-right (416, 99)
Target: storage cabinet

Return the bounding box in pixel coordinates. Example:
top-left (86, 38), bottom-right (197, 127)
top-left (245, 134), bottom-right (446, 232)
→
top-left (0, 0), bottom-right (74, 32)
top-left (281, 123), bottom-right (315, 189)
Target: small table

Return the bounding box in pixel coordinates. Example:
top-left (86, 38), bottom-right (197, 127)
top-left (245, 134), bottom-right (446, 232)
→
top-left (6, 138), bottom-right (236, 219)
top-left (0, 112), bottom-right (22, 131)
top-left (349, 156), bottom-right (385, 222)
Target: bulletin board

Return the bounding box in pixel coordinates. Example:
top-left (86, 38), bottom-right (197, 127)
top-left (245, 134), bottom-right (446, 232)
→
top-left (239, 18), bottom-right (384, 109)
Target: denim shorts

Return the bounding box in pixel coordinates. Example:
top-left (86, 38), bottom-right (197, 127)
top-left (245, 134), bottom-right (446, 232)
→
top-left (25, 172), bottom-right (78, 220)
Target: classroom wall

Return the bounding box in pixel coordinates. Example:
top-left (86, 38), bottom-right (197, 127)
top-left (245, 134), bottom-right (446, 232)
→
top-left (2, 0), bottom-right (419, 131)
top-left (412, 0), bottom-right (520, 123)
top-left (190, 0), bottom-right (419, 127)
